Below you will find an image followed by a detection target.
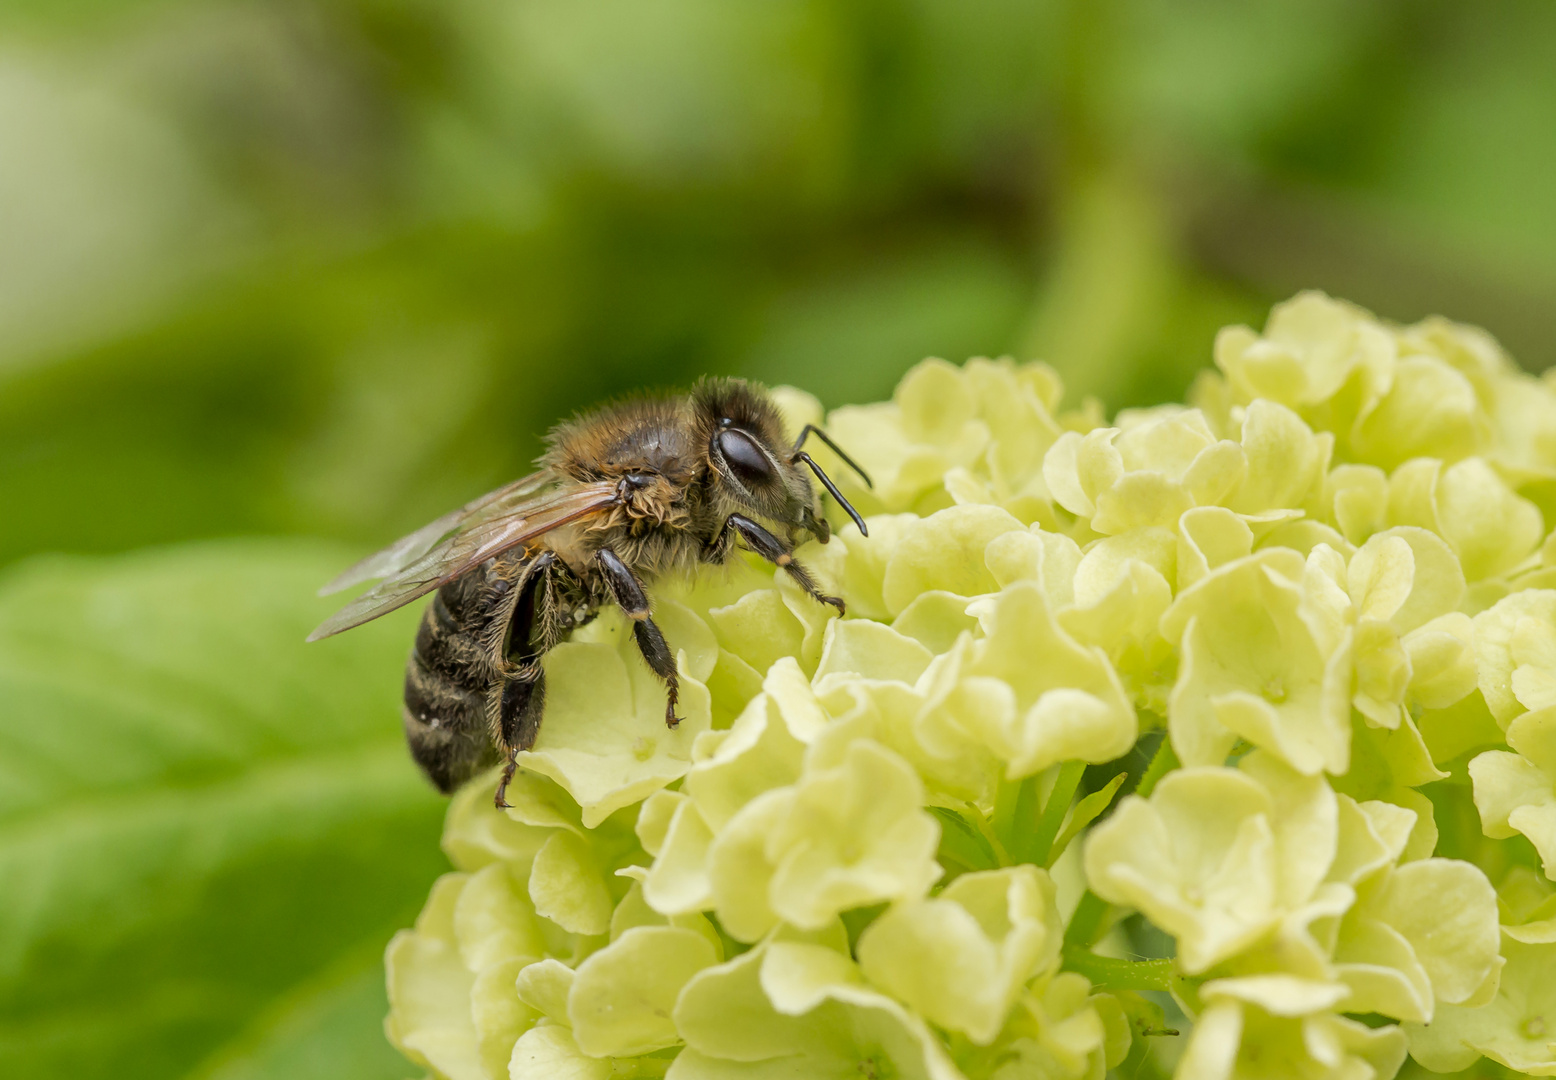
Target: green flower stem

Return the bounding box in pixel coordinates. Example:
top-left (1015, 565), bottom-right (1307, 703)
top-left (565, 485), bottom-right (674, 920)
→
top-left (1134, 732), bottom-right (1179, 799)
top-left (990, 776), bottom-right (1022, 853)
top-left (1063, 890), bottom-right (1111, 949)
top-left (1010, 776), bottom-right (1042, 860)
top-left (1060, 945), bottom-right (1174, 992)
top-left (1018, 760), bottom-right (1087, 866)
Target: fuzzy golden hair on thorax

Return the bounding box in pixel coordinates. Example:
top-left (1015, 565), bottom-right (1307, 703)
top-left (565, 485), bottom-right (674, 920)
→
top-left (543, 395), bottom-right (700, 487)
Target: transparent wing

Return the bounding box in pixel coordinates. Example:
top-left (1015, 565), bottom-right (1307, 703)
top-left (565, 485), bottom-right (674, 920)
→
top-left (320, 469), bottom-right (557, 596)
top-left (307, 480), bottom-right (620, 641)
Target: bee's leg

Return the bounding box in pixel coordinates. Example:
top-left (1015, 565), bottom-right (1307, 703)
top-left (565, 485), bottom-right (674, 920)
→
top-left (494, 664), bottom-right (544, 809)
top-left (718, 513), bottom-right (845, 615)
top-left (491, 552), bottom-right (556, 809)
top-left (595, 548), bottom-right (682, 729)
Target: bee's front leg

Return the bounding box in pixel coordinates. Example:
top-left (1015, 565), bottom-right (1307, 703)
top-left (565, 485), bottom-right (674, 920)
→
top-left (595, 548), bottom-right (682, 729)
top-left (718, 513), bottom-right (845, 616)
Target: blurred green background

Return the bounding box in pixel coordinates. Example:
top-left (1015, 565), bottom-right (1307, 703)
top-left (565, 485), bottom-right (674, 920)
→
top-left (3, 1), bottom-right (1556, 1077)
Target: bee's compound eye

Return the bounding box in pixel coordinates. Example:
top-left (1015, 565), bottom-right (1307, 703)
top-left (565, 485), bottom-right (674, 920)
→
top-left (715, 428), bottom-right (776, 488)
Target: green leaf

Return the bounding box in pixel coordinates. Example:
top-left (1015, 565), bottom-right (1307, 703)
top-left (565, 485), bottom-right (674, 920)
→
top-left (0, 540), bottom-right (449, 1080)
top-left (926, 805), bottom-right (1002, 877)
top-left (186, 947), bottom-right (411, 1080)
top-left (1046, 772), bottom-right (1128, 869)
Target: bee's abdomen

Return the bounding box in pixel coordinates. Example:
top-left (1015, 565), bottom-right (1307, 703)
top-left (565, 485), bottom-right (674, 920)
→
top-left (413, 588), bottom-right (493, 689)
top-left (401, 578), bottom-right (504, 793)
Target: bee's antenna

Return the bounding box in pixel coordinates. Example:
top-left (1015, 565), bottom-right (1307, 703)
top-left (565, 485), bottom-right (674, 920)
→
top-left (794, 452), bottom-right (869, 537)
top-left (792, 425), bottom-right (872, 489)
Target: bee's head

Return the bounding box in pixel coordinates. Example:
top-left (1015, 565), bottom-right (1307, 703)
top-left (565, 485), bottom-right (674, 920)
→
top-left (692, 378), bottom-right (867, 544)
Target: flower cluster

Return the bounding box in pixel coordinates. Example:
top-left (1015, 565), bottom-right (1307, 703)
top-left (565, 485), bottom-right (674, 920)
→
top-left (385, 292), bottom-right (1556, 1079)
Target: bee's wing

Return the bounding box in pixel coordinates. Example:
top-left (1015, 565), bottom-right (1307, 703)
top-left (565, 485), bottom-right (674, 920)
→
top-left (307, 480), bottom-right (620, 641)
top-left (320, 470), bottom-right (558, 597)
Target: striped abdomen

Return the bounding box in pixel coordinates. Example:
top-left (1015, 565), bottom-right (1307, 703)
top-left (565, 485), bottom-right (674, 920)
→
top-left (401, 555), bottom-right (523, 792)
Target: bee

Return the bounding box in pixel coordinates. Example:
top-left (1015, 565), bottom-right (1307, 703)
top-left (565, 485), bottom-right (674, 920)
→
top-left (309, 378), bottom-right (870, 808)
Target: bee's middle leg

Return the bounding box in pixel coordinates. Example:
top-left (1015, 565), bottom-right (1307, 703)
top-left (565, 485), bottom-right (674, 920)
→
top-left (595, 548), bottom-right (681, 729)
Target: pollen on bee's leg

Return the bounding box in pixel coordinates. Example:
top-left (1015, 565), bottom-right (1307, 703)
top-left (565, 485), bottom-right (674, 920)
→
top-left (776, 553), bottom-right (793, 566)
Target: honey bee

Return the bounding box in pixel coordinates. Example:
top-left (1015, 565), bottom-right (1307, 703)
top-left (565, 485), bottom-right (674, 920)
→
top-left (309, 379), bottom-right (869, 807)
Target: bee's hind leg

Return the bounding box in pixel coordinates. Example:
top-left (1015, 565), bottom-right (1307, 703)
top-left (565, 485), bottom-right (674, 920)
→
top-left (494, 664), bottom-right (544, 808)
top-left (490, 552), bottom-right (557, 809)
top-left (595, 548), bottom-right (682, 729)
